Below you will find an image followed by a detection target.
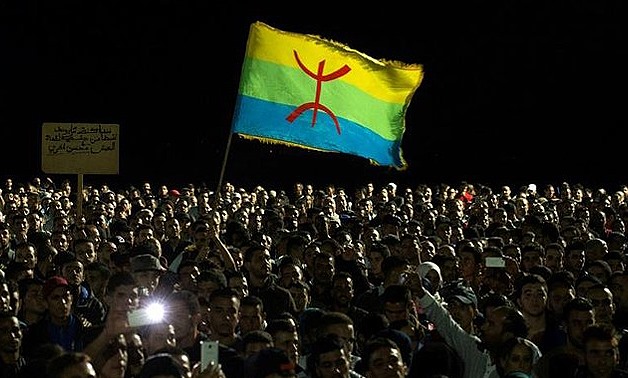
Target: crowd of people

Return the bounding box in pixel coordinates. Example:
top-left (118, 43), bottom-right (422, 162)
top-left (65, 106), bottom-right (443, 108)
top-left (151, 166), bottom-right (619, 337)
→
top-left (1, 176), bottom-right (628, 378)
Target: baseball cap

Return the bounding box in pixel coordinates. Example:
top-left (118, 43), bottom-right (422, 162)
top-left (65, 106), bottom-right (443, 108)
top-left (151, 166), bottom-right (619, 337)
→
top-left (444, 284), bottom-right (478, 308)
top-left (42, 276), bottom-right (70, 298)
top-left (130, 254), bottom-right (166, 273)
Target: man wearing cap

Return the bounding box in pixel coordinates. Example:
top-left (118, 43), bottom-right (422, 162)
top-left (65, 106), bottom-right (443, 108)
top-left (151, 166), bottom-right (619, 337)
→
top-left (407, 272), bottom-right (540, 378)
top-left (442, 283), bottom-right (480, 335)
top-left (130, 253), bottom-right (166, 298)
top-left (21, 275), bottom-right (88, 357)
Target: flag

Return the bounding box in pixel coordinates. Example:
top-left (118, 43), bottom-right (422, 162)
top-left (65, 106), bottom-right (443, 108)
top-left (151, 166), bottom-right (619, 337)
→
top-left (231, 21), bottom-right (424, 170)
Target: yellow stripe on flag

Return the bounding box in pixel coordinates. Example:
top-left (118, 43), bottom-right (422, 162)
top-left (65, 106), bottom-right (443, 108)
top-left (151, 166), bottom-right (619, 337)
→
top-left (246, 22), bottom-right (424, 105)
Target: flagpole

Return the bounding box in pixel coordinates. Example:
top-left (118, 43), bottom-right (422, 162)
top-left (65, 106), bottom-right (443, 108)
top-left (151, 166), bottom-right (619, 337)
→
top-left (214, 129), bottom-right (235, 209)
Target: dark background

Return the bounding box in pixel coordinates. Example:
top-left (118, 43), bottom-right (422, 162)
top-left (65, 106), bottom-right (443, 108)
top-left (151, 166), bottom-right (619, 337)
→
top-left (1, 1), bottom-right (627, 193)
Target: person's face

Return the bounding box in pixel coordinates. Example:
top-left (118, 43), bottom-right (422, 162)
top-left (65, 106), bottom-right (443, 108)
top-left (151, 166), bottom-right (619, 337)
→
top-left (566, 250), bottom-right (586, 273)
top-left (168, 298), bottom-right (196, 340)
top-left (480, 308), bottom-right (507, 348)
top-left (316, 349), bottom-right (350, 378)
top-left (610, 275), bottom-right (628, 308)
top-left (16, 246), bottom-right (37, 268)
top-left (107, 284), bottom-right (140, 315)
top-left (367, 346), bottom-right (407, 378)
top-left (383, 300), bottom-right (409, 324)
top-left (331, 276), bottom-right (354, 306)
top-left (545, 248), bottom-right (563, 272)
top-left (246, 248), bottom-right (272, 280)
top-left (279, 264), bottom-right (303, 288)
top-left (46, 286), bottom-right (73, 320)
top-left (23, 283), bottom-right (46, 315)
top-left (501, 343), bottom-right (534, 376)
top-left (0, 283), bottom-right (11, 312)
top-left (209, 295), bottom-right (240, 336)
top-left (146, 323), bottom-right (176, 355)
top-left (585, 339), bottom-right (619, 377)
top-left (521, 252), bottom-right (544, 272)
top-left (587, 287), bottom-right (615, 326)
top-left (446, 298), bottom-right (475, 332)
top-left (567, 310), bottom-right (595, 348)
top-left (314, 254), bottom-right (335, 283)
top-left (178, 266), bottom-right (199, 292)
top-left (238, 304), bottom-right (265, 335)
top-left (547, 286), bottom-right (575, 317)
top-left (459, 252), bottom-right (478, 277)
top-left (440, 259), bottom-right (460, 283)
top-left (321, 323), bottom-right (355, 357)
top-left (367, 251), bottom-right (384, 275)
top-left (0, 316), bottom-right (22, 354)
top-left (62, 261), bottom-right (85, 286)
top-left (101, 334), bottom-right (129, 378)
top-left (133, 270), bottom-right (161, 294)
top-left (273, 330), bottom-right (300, 365)
top-left (517, 283), bottom-right (547, 317)
top-left (75, 242), bottom-right (97, 265)
top-left (288, 286), bottom-right (309, 313)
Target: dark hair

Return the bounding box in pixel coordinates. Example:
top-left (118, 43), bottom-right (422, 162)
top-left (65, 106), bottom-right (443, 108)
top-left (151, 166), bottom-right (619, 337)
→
top-left (242, 329), bottom-right (274, 345)
top-left (582, 324), bottom-right (619, 349)
top-left (209, 287), bottom-right (241, 305)
top-left (47, 352), bottom-right (93, 378)
top-left (495, 306), bottom-right (528, 338)
top-left (564, 297), bottom-right (594, 320)
top-left (167, 289), bottom-right (201, 316)
top-left (197, 268), bottom-right (227, 289)
top-left (106, 271), bottom-right (137, 295)
top-left (241, 295), bottom-right (264, 311)
top-left (17, 277), bottom-right (44, 300)
top-left (266, 318), bottom-right (298, 336)
top-left (307, 334), bottom-right (346, 375)
top-left (360, 336), bottom-right (401, 370)
top-left (381, 284), bottom-right (412, 306)
top-left (513, 273), bottom-right (547, 300)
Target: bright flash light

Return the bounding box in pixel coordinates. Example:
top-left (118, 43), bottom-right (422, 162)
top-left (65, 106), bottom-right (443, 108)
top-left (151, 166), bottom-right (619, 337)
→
top-left (145, 302), bottom-right (165, 322)
top-left (127, 302), bottom-right (166, 327)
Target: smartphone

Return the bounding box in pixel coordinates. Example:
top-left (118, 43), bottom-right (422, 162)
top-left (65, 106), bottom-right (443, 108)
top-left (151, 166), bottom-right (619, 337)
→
top-left (485, 256), bottom-right (506, 268)
top-left (200, 340), bottom-right (219, 371)
top-left (127, 303), bottom-right (165, 327)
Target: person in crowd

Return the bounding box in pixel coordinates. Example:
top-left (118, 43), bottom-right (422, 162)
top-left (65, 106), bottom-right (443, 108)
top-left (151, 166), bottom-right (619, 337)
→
top-left (22, 275), bottom-right (89, 357)
top-left (306, 334), bottom-right (364, 378)
top-left (574, 324), bottom-right (628, 378)
top-left (406, 268), bottom-right (541, 378)
top-left (359, 336), bottom-right (408, 378)
top-left (0, 311), bottom-right (26, 378)
top-left (10, 176), bottom-right (628, 378)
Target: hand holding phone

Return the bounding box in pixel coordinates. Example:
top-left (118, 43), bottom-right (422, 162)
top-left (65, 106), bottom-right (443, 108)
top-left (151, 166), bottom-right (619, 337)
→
top-left (200, 340), bottom-right (219, 371)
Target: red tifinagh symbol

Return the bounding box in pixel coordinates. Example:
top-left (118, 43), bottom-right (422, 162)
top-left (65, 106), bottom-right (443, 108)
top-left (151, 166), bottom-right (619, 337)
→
top-left (286, 50), bottom-right (351, 135)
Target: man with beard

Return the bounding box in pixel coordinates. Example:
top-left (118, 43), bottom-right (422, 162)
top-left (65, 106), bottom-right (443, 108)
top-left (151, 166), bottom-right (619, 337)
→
top-left (325, 272), bottom-right (368, 329)
top-left (243, 243), bottom-right (296, 321)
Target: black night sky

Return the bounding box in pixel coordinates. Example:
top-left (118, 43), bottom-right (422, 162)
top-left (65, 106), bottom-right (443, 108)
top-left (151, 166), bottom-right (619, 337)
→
top-left (1, 1), bottom-right (627, 192)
